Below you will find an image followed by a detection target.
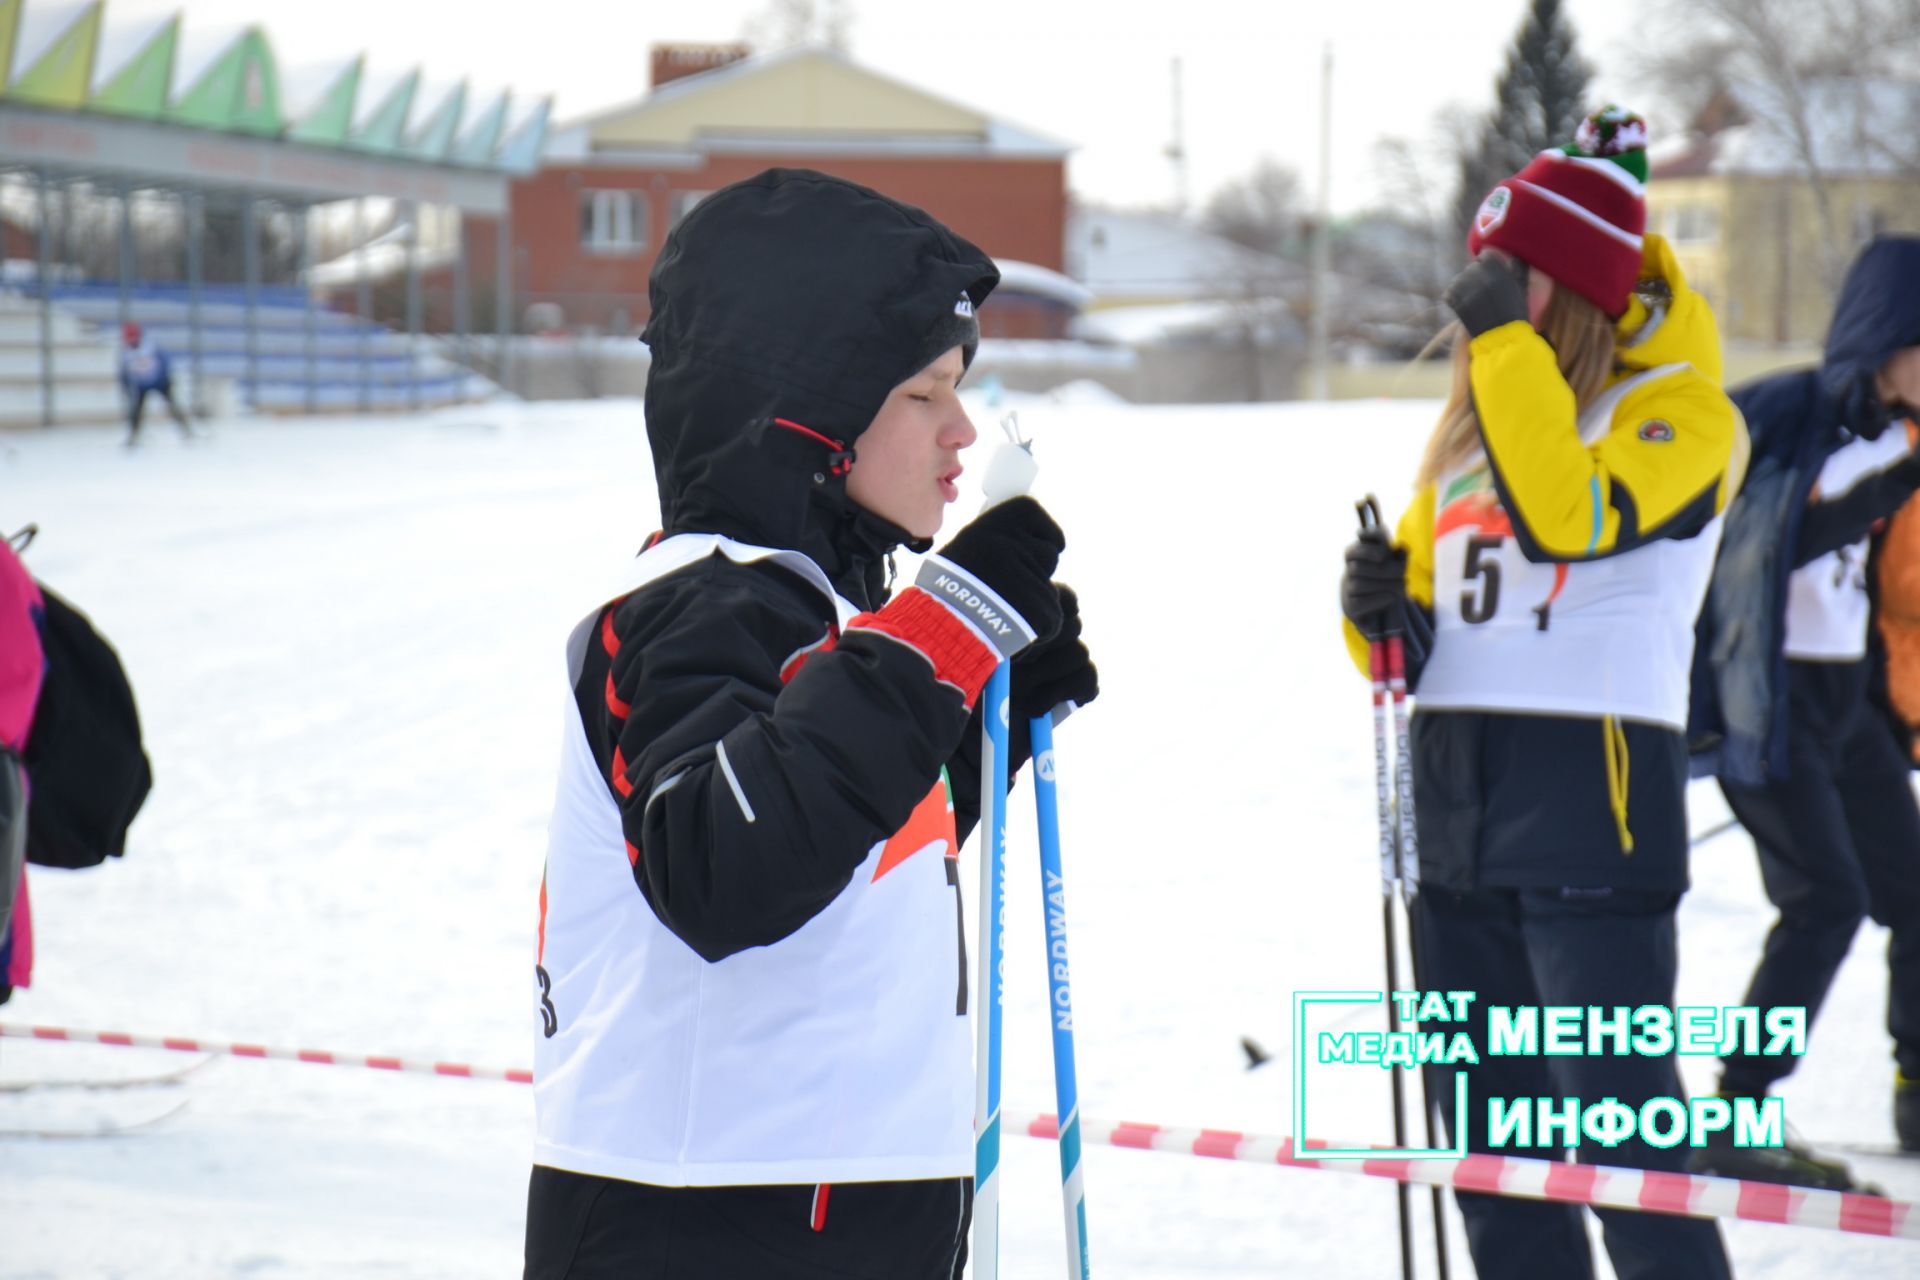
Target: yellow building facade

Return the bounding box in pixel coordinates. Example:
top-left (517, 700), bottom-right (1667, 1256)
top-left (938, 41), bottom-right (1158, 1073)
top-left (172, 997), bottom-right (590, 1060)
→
top-left (1650, 75), bottom-right (1920, 350)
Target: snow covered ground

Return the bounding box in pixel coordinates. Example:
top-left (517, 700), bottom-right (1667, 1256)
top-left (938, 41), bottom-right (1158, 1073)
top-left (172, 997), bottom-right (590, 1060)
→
top-left (1, 396), bottom-right (1916, 1278)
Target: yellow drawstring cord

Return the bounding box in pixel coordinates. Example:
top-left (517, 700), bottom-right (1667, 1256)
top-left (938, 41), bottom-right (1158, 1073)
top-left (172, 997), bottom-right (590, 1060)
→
top-left (1603, 715), bottom-right (1635, 854)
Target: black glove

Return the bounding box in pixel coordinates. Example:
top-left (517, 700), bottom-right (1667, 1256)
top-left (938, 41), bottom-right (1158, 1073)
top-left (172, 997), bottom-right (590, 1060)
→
top-left (1012, 584), bottom-right (1098, 721)
top-left (1444, 253), bottom-right (1530, 338)
top-left (1341, 529), bottom-right (1408, 641)
top-left (931, 495), bottom-right (1066, 645)
top-left (944, 583), bottom-right (1097, 843)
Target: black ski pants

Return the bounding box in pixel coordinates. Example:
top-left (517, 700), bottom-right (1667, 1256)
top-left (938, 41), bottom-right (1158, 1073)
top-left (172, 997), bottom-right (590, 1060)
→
top-left (1414, 885), bottom-right (1733, 1280)
top-left (1716, 658), bottom-right (1920, 1093)
top-left (126, 382), bottom-right (191, 440)
top-left (524, 1165), bottom-right (970, 1279)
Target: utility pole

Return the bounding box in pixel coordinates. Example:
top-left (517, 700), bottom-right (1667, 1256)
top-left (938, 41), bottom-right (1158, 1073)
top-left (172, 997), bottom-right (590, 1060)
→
top-left (1309, 44), bottom-right (1334, 401)
top-left (1166, 57), bottom-right (1189, 215)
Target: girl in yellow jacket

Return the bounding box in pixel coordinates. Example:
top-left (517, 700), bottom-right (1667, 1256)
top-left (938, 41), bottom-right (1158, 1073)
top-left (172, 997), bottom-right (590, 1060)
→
top-left (1339, 108), bottom-right (1745, 1280)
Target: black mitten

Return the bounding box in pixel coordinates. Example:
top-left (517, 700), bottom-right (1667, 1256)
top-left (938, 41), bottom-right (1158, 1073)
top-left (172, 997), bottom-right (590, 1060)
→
top-left (1444, 254), bottom-right (1530, 338)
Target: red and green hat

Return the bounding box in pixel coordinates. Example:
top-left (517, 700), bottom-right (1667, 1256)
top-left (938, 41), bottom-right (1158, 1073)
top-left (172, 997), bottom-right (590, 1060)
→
top-left (1466, 106), bottom-right (1650, 317)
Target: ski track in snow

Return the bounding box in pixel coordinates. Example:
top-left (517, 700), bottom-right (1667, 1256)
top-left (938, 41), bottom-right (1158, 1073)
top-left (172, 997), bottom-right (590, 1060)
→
top-left (1, 400), bottom-right (1915, 1277)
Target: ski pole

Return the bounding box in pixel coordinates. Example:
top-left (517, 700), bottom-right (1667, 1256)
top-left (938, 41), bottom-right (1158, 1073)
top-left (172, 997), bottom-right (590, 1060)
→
top-left (1690, 815), bottom-right (1740, 847)
top-left (1031, 710), bottom-right (1091, 1278)
top-left (1398, 799), bottom-right (1455, 1280)
top-left (973, 661), bottom-right (1010, 1280)
top-left (1358, 496), bottom-right (1416, 1280)
top-left (1380, 539), bottom-right (1452, 1280)
top-left (1386, 627), bottom-right (1419, 914)
top-left (1360, 495), bottom-right (1453, 1280)
top-left (973, 417), bottom-right (1037, 1280)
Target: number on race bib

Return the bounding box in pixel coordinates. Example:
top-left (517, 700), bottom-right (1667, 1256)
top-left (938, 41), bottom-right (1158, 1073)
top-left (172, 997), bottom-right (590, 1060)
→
top-left (1461, 535), bottom-right (1503, 624)
top-left (537, 964), bottom-right (558, 1038)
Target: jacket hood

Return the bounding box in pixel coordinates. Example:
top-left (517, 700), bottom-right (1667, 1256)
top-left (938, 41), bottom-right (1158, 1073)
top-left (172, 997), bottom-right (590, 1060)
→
top-left (641, 168), bottom-right (1000, 604)
top-left (1616, 233), bottom-right (1723, 384)
top-left (1821, 236), bottom-right (1920, 432)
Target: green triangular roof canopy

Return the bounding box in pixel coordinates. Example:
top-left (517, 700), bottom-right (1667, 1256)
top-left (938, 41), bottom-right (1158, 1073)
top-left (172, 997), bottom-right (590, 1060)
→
top-left (497, 97), bottom-right (550, 173)
top-left (10, 0), bottom-right (101, 108)
top-left (409, 81), bottom-right (465, 161)
top-left (91, 14), bottom-right (178, 118)
top-left (451, 90), bottom-right (508, 166)
top-left (172, 27), bottom-right (280, 134)
top-left (355, 68), bottom-right (416, 152)
top-left (288, 55), bottom-right (361, 145)
top-left (0, 0), bottom-right (21, 94)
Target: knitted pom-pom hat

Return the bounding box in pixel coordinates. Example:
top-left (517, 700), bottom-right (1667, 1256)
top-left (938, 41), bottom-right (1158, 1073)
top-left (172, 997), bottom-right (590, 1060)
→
top-left (1466, 105), bottom-right (1650, 317)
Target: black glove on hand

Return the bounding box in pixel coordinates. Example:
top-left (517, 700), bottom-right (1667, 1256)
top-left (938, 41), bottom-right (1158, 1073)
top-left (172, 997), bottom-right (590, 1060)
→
top-left (1341, 530), bottom-right (1408, 641)
top-left (932, 495), bottom-right (1066, 645)
top-left (1012, 584), bottom-right (1098, 721)
top-left (943, 583), bottom-right (1097, 844)
top-left (1445, 253), bottom-right (1530, 338)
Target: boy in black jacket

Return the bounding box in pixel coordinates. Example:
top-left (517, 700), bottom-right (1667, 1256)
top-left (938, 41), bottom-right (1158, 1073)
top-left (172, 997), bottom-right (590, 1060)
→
top-left (524, 169), bottom-right (1097, 1279)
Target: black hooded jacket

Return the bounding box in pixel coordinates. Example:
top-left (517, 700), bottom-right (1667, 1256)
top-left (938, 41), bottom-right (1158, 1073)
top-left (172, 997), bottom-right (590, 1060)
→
top-left (571, 169), bottom-right (1001, 963)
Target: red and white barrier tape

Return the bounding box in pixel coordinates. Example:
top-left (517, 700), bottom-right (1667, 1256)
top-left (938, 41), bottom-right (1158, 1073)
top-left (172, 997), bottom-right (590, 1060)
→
top-left (6, 1023), bottom-right (1912, 1240)
top-left (1006, 1111), bottom-right (1917, 1242)
top-left (0, 1023), bottom-right (532, 1084)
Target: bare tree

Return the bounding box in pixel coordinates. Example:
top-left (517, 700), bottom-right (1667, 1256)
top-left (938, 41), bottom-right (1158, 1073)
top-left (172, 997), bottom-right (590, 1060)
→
top-left (1203, 158), bottom-right (1304, 259)
top-left (746, 0), bottom-right (855, 53)
top-left (1362, 135), bottom-right (1454, 306)
top-left (1640, 0), bottom-right (1920, 290)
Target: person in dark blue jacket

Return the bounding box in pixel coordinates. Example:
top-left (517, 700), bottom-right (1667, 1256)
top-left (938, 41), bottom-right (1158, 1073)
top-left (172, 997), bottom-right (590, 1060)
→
top-left (1689, 236), bottom-right (1920, 1186)
top-left (118, 323), bottom-right (194, 447)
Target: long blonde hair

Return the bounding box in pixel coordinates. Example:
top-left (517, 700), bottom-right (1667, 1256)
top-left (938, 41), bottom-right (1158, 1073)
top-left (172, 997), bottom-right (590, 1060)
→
top-left (1413, 283), bottom-right (1616, 491)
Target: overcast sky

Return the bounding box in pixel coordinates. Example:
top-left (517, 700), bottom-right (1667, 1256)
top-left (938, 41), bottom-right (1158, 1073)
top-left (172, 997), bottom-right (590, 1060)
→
top-left (24, 0), bottom-right (1662, 215)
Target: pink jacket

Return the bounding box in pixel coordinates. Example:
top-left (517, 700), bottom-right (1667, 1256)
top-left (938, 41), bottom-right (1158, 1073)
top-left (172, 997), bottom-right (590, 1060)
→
top-left (0, 538), bottom-right (42, 990)
top-left (0, 539), bottom-right (42, 752)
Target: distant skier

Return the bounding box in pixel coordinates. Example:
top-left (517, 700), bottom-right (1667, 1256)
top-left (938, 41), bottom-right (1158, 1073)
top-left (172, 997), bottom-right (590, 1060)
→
top-left (1688, 236), bottom-right (1920, 1183)
top-left (118, 323), bottom-right (194, 447)
top-left (524, 169), bottom-right (1098, 1278)
top-left (1340, 108), bottom-right (1743, 1280)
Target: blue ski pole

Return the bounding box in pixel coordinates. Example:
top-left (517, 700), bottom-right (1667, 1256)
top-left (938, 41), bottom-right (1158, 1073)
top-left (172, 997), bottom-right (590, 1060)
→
top-left (1031, 710), bottom-right (1091, 1278)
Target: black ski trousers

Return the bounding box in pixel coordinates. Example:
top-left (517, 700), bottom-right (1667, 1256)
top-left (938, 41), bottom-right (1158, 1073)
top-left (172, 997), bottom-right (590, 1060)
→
top-left (524, 1165), bottom-right (970, 1280)
top-left (1716, 658), bottom-right (1920, 1093)
top-left (126, 382), bottom-right (191, 441)
top-left (1414, 885), bottom-right (1733, 1280)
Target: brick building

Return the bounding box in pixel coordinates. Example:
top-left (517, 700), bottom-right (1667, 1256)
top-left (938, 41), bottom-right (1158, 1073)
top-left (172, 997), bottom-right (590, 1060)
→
top-left (503, 44), bottom-right (1073, 338)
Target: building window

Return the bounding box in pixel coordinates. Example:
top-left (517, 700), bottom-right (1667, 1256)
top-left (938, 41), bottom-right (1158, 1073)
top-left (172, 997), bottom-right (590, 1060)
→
top-left (1668, 205), bottom-right (1719, 245)
top-left (671, 190), bottom-right (713, 227)
top-left (580, 190), bottom-right (646, 253)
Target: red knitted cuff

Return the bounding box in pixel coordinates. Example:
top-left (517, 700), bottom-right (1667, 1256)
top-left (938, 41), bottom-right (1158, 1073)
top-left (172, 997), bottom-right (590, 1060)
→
top-left (847, 587), bottom-right (1000, 707)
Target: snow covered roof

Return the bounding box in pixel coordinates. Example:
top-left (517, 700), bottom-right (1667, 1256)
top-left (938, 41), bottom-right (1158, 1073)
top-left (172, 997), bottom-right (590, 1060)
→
top-left (1064, 207), bottom-right (1433, 347)
top-left (1066, 207), bottom-right (1299, 305)
top-left (308, 223), bottom-right (456, 288)
top-left (1074, 299), bottom-right (1272, 344)
top-left (554, 46), bottom-right (1070, 161)
top-left (991, 259), bottom-right (1092, 309)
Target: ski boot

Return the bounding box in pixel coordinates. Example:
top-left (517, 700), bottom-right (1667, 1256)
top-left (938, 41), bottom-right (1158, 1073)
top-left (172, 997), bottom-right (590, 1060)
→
top-left (1687, 1100), bottom-right (1883, 1195)
top-left (1897, 1073), bottom-right (1920, 1153)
